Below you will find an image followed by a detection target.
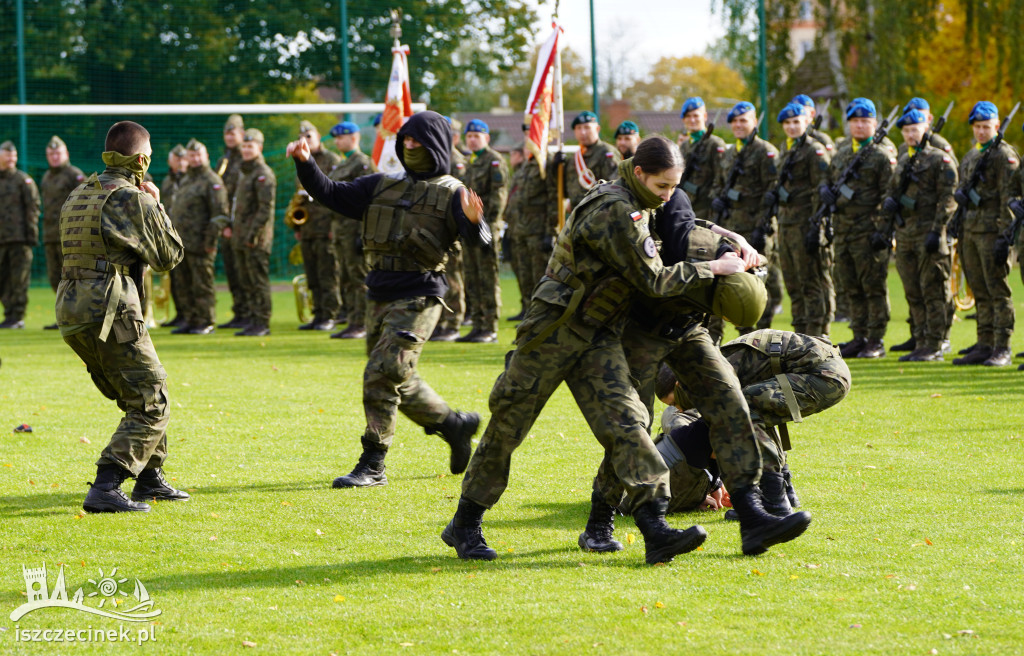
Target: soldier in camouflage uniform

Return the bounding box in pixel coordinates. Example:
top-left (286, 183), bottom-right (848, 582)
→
top-left (678, 96), bottom-right (727, 217)
top-left (230, 129), bottom-right (276, 337)
top-left (327, 121), bottom-right (376, 339)
top-left (614, 120), bottom-right (641, 159)
top-left (161, 144), bottom-right (189, 330)
top-left (792, 95), bottom-right (835, 153)
top-left (821, 98), bottom-right (898, 359)
top-left (881, 110), bottom-right (958, 361)
top-left (0, 141), bottom-right (40, 329)
top-left (216, 114), bottom-right (248, 329)
top-left (563, 111), bottom-right (620, 211)
top-left (170, 139), bottom-right (230, 334)
top-left (770, 103), bottom-right (834, 337)
top-left (430, 122), bottom-right (469, 341)
top-left (505, 137), bottom-right (557, 319)
top-left (56, 121), bottom-right (188, 512)
top-left (1007, 140), bottom-right (1024, 370)
top-left (40, 136), bottom-right (86, 329)
top-left (710, 101), bottom-right (782, 334)
top-left (456, 119), bottom-right (508, 343)
top-left (896, 98), bottom-right (958, 165)
top-left (951, 101), bottom-right (1020, 366)
top-left (289, 111), bottom-right (489, 488)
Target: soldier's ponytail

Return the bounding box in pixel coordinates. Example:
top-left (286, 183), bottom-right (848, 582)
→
top-left (633, 135), bottom-right (684, 174)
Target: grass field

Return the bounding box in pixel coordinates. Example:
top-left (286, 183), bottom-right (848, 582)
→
top-left (1, 269), bottom-right (1023, 655)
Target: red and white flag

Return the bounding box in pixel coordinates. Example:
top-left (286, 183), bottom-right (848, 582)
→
top-left (523, 22), bottom-right (564, 178)
top-left (372, 44), bottom-right (414, 174)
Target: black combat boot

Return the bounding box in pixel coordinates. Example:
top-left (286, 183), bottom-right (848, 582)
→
top-left (442, 497), bottom-right (497, 560)
top-left (426, 410), bottom-right (480, 475)
top-left (578, 490), bottom-right (624, 553)
top-left (953, 345), bottom-right (992, 365)
top-left (838, 337), bottom-right (867, 358)
top-left (759, 471), bottom-right (792, 517)
top-left (632, 498), bottom-right (707, 565)
top-left (83, 464), bottom-right (150, 513)
top-left (731, 486), bottom-right (811, 556)
top-left (889, 336), bottom-right (916, 352)
top-left (781, 464), bottom-right (800, 508)
top-left (958, 343), bottom-right (977, 355)
top-left (856, 339), bottom-right (886, 358)
top-left (983, 347), bottom-right (1012, 367)
top-left (332, 443), bottom-right (388, 488)
top-left (131, 468), bottom-right (190, 502)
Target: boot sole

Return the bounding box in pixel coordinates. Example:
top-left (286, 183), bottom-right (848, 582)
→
top-left (742, 511), bottom-right (811, 556)
top-left (332, 476), bottom-right (388, 488)
top-left (441, 522), bottom-right (497, 560)
top-left (131, 493), bottom-right (190, 502)
top-left (577, 531), bottom-right (624, 553)
top-left (645, 525), bottom-right (708, 565)
top-left (83, 502), bottom-right (150, 513)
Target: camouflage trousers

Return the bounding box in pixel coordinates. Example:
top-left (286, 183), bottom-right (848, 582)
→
top-left (0, 244), bottom-right (32, 322)
top-left (779, 222), bottom-right (834, 336)
top-left (593, 323), bottom-right (763, 507)
top-left (63, 319), bottom-right (169, 476)
top-left (462, 300), bottom-right (669, 513)
top-left (437, 247), bottom-right (465, 331)
top-left (333, 218), bottom-right (367, 327)
top-left (894, 240), bottom-right (951, 350)
top-left (301, 237), bottom-right (340, 322)
top-left (462, 230), bottom-right (502, 333)
top-left (961, 231), bottom-right (1014, 348)
top-left (833, 235), bottom-right (890, 340)
top-left (177, 250), bottom-right (217, 327)
top-left (362, 295), bottom-right (451, 449)
top-left (220, 234), bottom-right (247, 320)
top-left (168, 252), bottom-right (187, 321)
top-left (234, 247), bottom-right (271, 326)
top-left (510, 232), bottom-right (552, 315)
top-left (44, 242), bottom-right (63, 292)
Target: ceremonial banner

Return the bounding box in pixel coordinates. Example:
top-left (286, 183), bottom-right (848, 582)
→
top-left (372, 44), bottom-right (413, 174)
top-left (523, 22), bottom-right (564, 178)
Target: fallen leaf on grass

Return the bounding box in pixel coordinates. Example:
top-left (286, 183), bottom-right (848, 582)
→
top-left (925, 538), bottom-right (933, 545)
top-left (790, 575), bottom-right (799, 579)
top-left (430, 567), bottom-right (442, 573)
top-left (79, 437), bottom-right (91, 444)
top-left (930, 393), bottom-right (942, 398)
top-left (803, 563), bottom-right (820, 569)
top-left (210, 513), bottom-right (219, 518)
top-left (640, 606), bottom-right (648, 614)
top-left (334, 595), bottom-right (345, 602)
top-left (281, 501), bottom-right (293, 507)
top-left (751, 569), bottom-right (764, 576)
top-left (399, 642), bottom-right (414, 647)
top-left (625, 533), bottom-right (636, 545)
top-left (295, 580), bottom-right (305, 586)
top-left (654, 602), bottom-right (664, 609)
top-left (242, 640), bottom-right (257, 647)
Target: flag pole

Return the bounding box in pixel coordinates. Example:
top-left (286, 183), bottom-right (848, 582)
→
top-left (554, 9), bottom-right (566, 231)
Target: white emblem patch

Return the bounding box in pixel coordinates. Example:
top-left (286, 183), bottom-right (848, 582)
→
top-left (643, 236), bottom-right (657, 258)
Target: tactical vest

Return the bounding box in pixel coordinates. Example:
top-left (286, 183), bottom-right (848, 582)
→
top-left (362, 173), bottom-right (462, 273)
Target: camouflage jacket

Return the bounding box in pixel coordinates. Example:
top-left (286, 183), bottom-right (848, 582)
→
top-left (828, 137), bottom-right (898, 241)
top-left (160, 170), bottom-right (186, 222)
top-left (464, 145), bottom-right (509, 228)
top-left (296, 147), bottom-right (341, 240)
top-left (774, 135), bottom-right (831, 226)
top-left (215, 146), bottom-right (244, 201)
top-left (898, 132), bottom-right (957, 167)
top-left (886, 141), bottom-right (958, 242)
top-left (679, 130), bottom-right (727, 216)
top-left (958, 140), bottom-right (1020, 234)
top-left (328, 149), bottom-right (376, 184)
top-left (171, 164), bottom-right (230, 253)
top-left (565, 140), bottom-right (620, 209)
top-left (711, 134), bottom-right (780, 233)
top-left (55, 167), bottom-right (183, 327)
top-left (722, 330), bottom-right (845, 385)
top-left (41, 162), bottom-right (85, 243)
top-left (231, 155), bottom-right (276, 253)
top-left (505, 157), bottom-right (557, 239)
top-left (809, 127), bottom-right (834, 152)
top-left (450, 147), bottom-right (467, 181)
top-left (0, 168), bottom-right (41, 245)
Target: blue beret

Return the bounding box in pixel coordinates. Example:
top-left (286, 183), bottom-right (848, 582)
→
top-left (846, 98), bottom-right (876, 119)
top-left (571, 111), bottom-right (598, 127)
top-left (329, 121), bottom-right (360, 137)
top-left (372, 113), bottom-right (382, 127)
top-left (465, 119), bottom-right (489, 134)
top-left (792, 94), bottom-right (814, 109)
top-left (680, 97), bottom-right (705, 118)
top-left (727, 101), bottom-right (756, 123)
top-left (614, 120), bottom-right (639, 137)
top-left (903, 97), bottom-right (929, 113)
top-left (895, 109), bottom-right (928, 128)
top-left (969, 101), bottom-right (998, 123)
top-left (777, 102), bottom-right (807, 123)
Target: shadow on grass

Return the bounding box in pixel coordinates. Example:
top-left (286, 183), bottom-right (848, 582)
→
top-left (843, 359), bottom-right (1024, 395)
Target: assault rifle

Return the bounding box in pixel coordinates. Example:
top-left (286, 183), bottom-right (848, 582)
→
top-left (678, 110), bottom-right (720, 197)
top-left (805, 105), bottom-right (900, 253)
top-left (947, 101), bottom-right (1021, 239)
top-left (886, 101), bottom-right (955, 231)
top-left (712, 112), bottom-right (765, 224)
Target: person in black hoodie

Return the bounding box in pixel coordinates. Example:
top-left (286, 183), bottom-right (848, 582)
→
top-left (288, 111), bottom-right (492, 488)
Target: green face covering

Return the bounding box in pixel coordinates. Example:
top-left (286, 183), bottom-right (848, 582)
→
top-left (618, 158), bottom-right (667, 210)
top-left (403, 146), bottom-right (434, 173)
top-left (102, 151), bottom-right (151, 186)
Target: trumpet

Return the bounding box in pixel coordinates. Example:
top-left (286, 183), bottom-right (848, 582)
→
top-left (284, 192), bottom-right (309, 229)
top-left (950, 242), bottom-right (975, 311)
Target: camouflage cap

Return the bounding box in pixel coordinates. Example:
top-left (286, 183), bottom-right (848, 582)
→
top-left (185, 138), bottom-right (205, 151)
top-left (243, 128), bottom-right (264, 144)
top-left (224, 114), bottom-right (244, 132)
top-left (170, 143), bottom-right (187, 157)
top-left (46, 135), bottom-right (67, 151)
top-left (0, 140), bottom-right (16, 152)
top-left (299, 120), bottom-right (318, 135)
top-left (713, 272), bottom-right (768, 326)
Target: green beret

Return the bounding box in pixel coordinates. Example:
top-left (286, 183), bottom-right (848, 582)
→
top-left (224, 114), bottom-right (244, 132)
top-left (0, 140), bottom-right (16, 152)
top-left (614, 121), bottom-right (639, 137)
top-left (572, 111), bottom-right (598, 127)
top-left (46, 135), bottom-right (67, 151)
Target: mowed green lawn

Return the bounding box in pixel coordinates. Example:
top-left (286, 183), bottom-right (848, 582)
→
top-left (1, 268), bottom-right (1023, 655)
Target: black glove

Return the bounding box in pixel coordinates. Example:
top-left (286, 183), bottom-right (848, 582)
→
top-left (869, 231), bottom-right (891, 251)
top-left (818, 185), bottom-right (837, 206)
top-left (882, 197), bottom-right (900, 216)
top-left (1009, 199), bottom-right (1024, 221)
top-left (804, 228), bottom-right (821, 255)
top-left (711, 197), bottom-right (728, 215)
top-left (994, 235), bottom-right (1011, 262)
top-left (355, 236), bottom-right (363, 255)
top-left (552, 151), bottom-right (566, 167)
top-left (924, 230), bottom-right (941, 254)
top-left (764, 189), bottom-right (778, 207)
top-left (953, 188), bottom-right (969, 206)
top-left (749, 228), bottom-right (766, 253)
top-left (540, 235), bottom-right (556, 253)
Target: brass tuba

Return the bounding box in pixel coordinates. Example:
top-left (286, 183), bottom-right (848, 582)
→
top-left (950, 242), bottom-right (975, 311)
top-left (289, 243), bottom-right (313, 321)
top-left (284, 191), bottom-right (309, 229)
top-left (143, 268), bottom-right (173, 328)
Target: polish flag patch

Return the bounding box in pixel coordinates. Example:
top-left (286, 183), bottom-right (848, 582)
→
top-left (815, 149), bottom-right (825, 156)
top-left (257, 175), bottom-right (266, 182)
top-left (629, 210), bottom-right (642, 221)
top-left (605, 152), bottom-right (614, 158)
top-left (1009, 157), bottom-right (1018, 165)
top-left (491, 160), bottom-right (500, 166)
top-left (25, 177), bottom-right (33, 184)
top-left (213, 184), bottom-right (222, 189)
top-left (76, 175), bottom-right (85, 181)
top-left (942, 156), bottom-right (951, 163)
top-left (767, 151), bottom-right (776, 158)
top-left (716, 147), bottom-right (726, 153)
